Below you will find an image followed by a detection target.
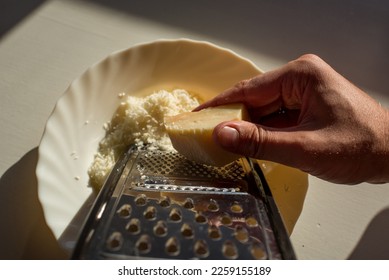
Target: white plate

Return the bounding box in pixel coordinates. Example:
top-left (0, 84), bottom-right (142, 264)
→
top-left (36, 39), bottom-right (263, 239)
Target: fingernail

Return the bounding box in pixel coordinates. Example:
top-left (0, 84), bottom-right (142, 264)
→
top-left (217, 126), bottom-right (239, 148)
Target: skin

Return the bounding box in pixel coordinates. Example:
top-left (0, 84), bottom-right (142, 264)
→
top-left (195, 54), bottom-right (389, 184)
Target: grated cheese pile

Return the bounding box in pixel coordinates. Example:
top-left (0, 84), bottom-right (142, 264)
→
top-left (88, 89), bottom-right (200, 190)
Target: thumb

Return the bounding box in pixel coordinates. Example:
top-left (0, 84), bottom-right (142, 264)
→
top-left (213, 120), bottom-right (308, 168)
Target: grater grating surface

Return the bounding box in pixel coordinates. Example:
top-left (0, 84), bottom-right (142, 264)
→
top-left (72, 146), bottom-right (295, 259)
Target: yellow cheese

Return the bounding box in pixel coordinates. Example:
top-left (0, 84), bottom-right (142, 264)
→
top-left (164, 103), bottom-right (249, 166)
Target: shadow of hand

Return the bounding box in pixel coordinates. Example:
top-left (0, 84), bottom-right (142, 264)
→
top-left (0, 148), bottom-right (66, 259)
top-left (348, 207), bottom-right (389, 259)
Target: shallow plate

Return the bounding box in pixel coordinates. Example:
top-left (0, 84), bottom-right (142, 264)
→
top-left (36, 39), bottom-right (262, 239)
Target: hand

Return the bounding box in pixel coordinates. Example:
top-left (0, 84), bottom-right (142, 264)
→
top-left (195, 54), bottom-right (389, 184)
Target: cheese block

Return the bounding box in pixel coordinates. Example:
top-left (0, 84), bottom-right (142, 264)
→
top-left (164, 103), bottom-right (249, 166)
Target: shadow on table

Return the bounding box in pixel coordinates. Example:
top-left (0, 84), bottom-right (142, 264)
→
top-left (0, 147), bottom-right (66, 259)
top-left (0, 0), bottom-right (46, 38)
top-left (348, 207), bottom-right (389, 260)
top-left (83, 0), bottom-right (389, 100)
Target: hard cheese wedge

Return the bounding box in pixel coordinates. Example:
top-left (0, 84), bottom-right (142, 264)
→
top-left (164, 103), bottom-right (249, 166)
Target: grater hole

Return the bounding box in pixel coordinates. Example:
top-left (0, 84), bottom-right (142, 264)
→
top-left (159, 196), bottom-right (170, 207)
top-left (144, 206), bottom-right (157, 220)
top-left (136, 234), bottom-right (151, 254)
top-left (251, 242), bottom-right (267, 260)
top-left (135, 194), bottom-right (147, 206)
top-left (106, 232), bottom-right (123, 251)
top-left (165, 237), bottom-right (180, 256)
top-left (153, 221), bottom-right (168, 237)
top-left (245, 216), bottom-right (259, 227)
top-left (169, 208), bottom-right (182, 222)
top-left (234, 225), bottom-right (249, 243)
top-left (195, 212), bottom-right (208, 224)
top-left (207, 199), bottom-right (219, 212)
top-left (138, 151), bottom-right (247, 180)
top-left (180, 223), bottom-right (194, 239)
top-left (231, 202), bottom-right (243, 213)
top-left (117, 204), bottom-right (132, 218)
top-left (220, 213), bottom-right (232, 226)
top-left (183, 198), bottom-right (194, 209)
top-left (194, 239), bottom-right (209, 258)
top-left (126, 218), bottom-right (141, 235)
top-left (208, 225), bottom-right (222, 240)
top-left (222, 240), bottom-right (238, 259)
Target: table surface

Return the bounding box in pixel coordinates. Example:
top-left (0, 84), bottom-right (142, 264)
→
top-left (1, 0), bottom-right (389, 260)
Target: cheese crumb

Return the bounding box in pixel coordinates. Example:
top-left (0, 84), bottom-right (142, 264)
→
top-left (88, 89), bottom-right (199, 189)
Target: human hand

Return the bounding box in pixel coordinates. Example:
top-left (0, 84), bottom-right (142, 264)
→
top-left (195, 54), bottom-right (389, 184)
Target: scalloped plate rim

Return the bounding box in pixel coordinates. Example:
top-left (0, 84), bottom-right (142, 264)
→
top-left (36, 38), bottom-right (263, 239)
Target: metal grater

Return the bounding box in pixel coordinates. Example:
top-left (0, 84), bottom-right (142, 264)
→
top-left (72, 146), bottom-right (295, 259)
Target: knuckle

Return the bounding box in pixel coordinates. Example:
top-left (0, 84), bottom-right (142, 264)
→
top-left (289, 53), bottom-right (324, 74)
top-left (233, 79), bottom-right (251, 99)
top-left (283, 54), bottom-right (327, 94)
top-left (237, 124), bottom-right (268, 159)
top-left (298, 53), bottom-right (322, 64)
top-left (234, 78), bottom-right (250, 89)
